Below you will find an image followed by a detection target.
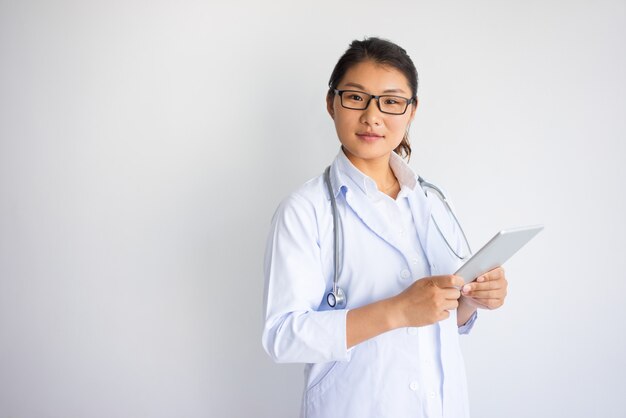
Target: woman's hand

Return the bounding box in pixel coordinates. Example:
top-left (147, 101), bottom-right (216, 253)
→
top-left (347, 275), bottom-right (463, 348)
top-left (391, 275), bottom-right (465, 328)
top-left (459, 267), bottom-right (508, 311)
top-left (347, 270), bottom-right (507, 348)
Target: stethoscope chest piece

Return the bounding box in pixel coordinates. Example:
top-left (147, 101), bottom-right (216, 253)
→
top-left (326, 287), bottom-right (346, 309)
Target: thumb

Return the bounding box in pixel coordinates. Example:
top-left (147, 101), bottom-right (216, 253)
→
top-left (433, 275), bottom-right (465, 289)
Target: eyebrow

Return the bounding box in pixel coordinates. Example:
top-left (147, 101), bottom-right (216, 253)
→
top-left (343, 82), bottom-right (407, 94)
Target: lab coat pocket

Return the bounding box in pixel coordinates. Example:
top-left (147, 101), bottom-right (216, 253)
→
top-left (304, 360), bottom-right (343, 405)
top-left (304, 341), bottom-right (383, 418)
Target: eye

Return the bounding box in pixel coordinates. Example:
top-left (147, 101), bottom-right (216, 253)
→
top-left (348, 93), bottom-right (364, 101)
top-left (384, 98), bottom-right (399, 105)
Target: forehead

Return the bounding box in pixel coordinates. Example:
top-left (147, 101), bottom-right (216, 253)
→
top-left (338, 60), bottom-right (411, 94)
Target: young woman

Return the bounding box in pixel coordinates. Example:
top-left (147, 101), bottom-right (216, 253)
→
top-left (262, 37), bottom-right (508, 418)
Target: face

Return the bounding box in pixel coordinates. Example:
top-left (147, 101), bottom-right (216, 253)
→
top-left (327, 60), bottom-right (417, 166)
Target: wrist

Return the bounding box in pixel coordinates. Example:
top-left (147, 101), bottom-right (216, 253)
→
top-left (457, 296), bottom-right (478, 326)
top-left (459, 294), bottom-right (477, 309)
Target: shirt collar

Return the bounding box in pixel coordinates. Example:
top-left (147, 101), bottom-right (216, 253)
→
top-left (389, 151), bottom-right (418, 192)
top-left (332, 148), bottom-right (417, 200)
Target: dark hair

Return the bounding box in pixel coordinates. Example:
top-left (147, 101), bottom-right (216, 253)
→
top-left (327, 37), bottom-right (418, 160)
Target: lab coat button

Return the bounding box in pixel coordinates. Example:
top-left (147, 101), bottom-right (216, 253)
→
top-left (400, 269), bottom-right (411, 279)
top-left (408, 327), bottom-right (417, 336)
top-left (428, 391), bottom-right (436, 399)
top-left (412, 258), bottom-right (419, 265)
top-left (409, 381), bottom-right (418, 391)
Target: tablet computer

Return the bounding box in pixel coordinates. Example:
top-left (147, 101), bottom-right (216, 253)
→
top-left (454, 225), bottom-right (544, 281)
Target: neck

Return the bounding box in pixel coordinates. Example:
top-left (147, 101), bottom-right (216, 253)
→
top-left (342, 148), bottom-right (397, 194)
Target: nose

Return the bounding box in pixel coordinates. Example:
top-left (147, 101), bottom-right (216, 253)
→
top-left (360, 97), bottom-right (382, 125)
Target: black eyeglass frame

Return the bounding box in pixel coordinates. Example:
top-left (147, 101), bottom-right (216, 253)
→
top-left (333, 89), bottom-right (416, 115)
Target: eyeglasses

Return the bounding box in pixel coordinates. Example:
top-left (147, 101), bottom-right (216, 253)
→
top-left (334, 89), bottom-right (415, 115)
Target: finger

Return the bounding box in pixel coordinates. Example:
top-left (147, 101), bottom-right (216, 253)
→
top-left (471, 298), bottom-right (504, 310)
top-left (477, 267), bottom-right (505, 282)
top-left (465, 289), bottom-right (507, 300)
top-left (468, 281), bottom-right (506, 294)
top-left (463, 276), bottom-right (507, 295)
top-left (443, 288), bottom-right (461, 300)
top-left (438, 310), bottom-right (451, 321)
top-left (433, 275), bottom-right (465, 289)
top-left (463, 280), bottom-right (500, 293)
top-left (442, 299), bottom-right (459, 311)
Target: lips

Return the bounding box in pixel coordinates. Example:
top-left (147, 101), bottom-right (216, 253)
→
top-left (356, 132), bottom-right (384, 142)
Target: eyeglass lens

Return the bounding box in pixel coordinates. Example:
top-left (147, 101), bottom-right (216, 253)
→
top-left (340, 91), bottom-right (409, 114)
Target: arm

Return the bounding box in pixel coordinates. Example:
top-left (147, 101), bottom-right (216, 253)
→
top-left (347, 275), bottom-right (464, 349)
top-left (262, 194), bottom-right (351, 363)
top-left (261, 193), bottom-right (469, 358)
top-left (347, 246), bottom-right (511, 344)
top-left (456, 298), bottom-right (478, 328)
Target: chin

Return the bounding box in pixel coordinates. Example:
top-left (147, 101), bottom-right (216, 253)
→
top-left (342, 143), bottom-right (395, 162)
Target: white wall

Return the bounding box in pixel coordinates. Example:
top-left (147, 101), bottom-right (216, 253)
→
top-left (1, 1), bottom-right (625, 417)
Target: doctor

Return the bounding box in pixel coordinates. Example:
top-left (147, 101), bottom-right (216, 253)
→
top-left (262, 37), bottom-right (508, 418)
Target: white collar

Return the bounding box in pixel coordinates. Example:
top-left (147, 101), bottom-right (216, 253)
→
top-left (333, 148), bottom-right (417, 200)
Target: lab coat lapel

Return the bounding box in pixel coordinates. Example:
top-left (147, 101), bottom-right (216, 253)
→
top-left (406, 184), bottom-right (434, 266)
top-left (330, 151), bottom-right (404, 253)
top-left (342, 188), bottom-right (403, 253)
top-left (408, 184), bottom-right (462, 276)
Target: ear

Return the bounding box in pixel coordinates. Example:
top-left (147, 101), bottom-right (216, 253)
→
top-left (326, 93), bottom-right (335, 119)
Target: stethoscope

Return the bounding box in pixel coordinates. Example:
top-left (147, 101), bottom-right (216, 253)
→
top-left (323, 166), bottom-right (473, 309)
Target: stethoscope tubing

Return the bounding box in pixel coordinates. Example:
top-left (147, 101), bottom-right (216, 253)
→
top-left (324, 165), bottom-right (472, 309)
top-left (324, 166), bottom-right (341, 297)
top-left (417, 177), bottom-right (473, 259)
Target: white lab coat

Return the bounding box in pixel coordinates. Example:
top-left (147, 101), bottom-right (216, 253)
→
top-left (262, 151), bottom-right (475, 418)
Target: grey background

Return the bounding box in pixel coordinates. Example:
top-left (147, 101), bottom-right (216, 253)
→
top-left (1, 0), bottom-right (625, 417)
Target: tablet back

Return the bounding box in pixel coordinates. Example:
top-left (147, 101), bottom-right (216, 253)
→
top-left (454, 225), bottom-right (544, 281)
